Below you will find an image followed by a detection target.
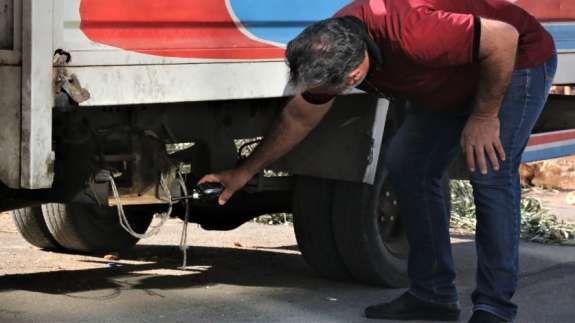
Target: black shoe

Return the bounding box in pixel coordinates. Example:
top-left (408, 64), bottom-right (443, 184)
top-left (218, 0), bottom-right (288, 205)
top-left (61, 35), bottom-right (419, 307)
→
top-left (468, 310), bottom-right (507, 323)
top-left (364, 292), bottom-right (461, 321)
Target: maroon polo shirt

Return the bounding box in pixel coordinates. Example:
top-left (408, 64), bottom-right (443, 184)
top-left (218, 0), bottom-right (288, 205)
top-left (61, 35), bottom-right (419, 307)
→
top-left (302, 0), bottom-right (555, 111)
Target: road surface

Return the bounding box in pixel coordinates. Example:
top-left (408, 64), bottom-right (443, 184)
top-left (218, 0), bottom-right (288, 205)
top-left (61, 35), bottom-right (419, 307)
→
top-left (0, 215), bottom-right (574, 323)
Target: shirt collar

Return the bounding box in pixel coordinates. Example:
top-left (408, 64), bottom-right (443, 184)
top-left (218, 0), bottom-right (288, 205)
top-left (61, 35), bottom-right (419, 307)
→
top-left (365, 31), bottom-right (383, 74)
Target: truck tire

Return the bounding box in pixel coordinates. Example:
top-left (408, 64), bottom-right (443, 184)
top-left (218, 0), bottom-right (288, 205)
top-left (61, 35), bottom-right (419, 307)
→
top-left (42, 203), bottom-right (154, 253)
top-left (332, 171), bottom-right (452, 288)
top-left (292, 176), bottom-right (351, 280)
top-left (11, 207), bottom-right (62, 250)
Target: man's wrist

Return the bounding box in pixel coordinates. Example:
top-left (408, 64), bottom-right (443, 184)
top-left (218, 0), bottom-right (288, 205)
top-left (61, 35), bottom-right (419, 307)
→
top-left (470, 101), bottom-right (499, 120)
top-left (237, 163), bottom-right (259, 179)
top-left (470, 112), bottom-right (499, 120)
top-left (472, 94), bottom-right (504, 120)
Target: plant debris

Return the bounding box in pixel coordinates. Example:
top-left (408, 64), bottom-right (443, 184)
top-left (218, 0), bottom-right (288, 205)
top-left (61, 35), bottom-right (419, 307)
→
top-left (566, 191), bottom-right (575, 205)
top-left (103, 253), bottom-right (120, 261)
top-left (449, 180), bottom-right (575, 245)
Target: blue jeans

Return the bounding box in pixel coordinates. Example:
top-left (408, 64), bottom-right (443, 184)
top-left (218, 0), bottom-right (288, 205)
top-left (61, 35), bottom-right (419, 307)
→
top-left (384, 52), bottom-right (557, 321)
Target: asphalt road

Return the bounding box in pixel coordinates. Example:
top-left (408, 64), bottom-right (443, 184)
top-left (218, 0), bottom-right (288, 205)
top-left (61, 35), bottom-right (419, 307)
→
top-left (1, 215), bottom-right (574, 323)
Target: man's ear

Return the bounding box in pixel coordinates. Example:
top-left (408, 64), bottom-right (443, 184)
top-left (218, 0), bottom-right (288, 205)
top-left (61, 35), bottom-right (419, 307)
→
top-left (346, 51), bottom-right (370, 87)
top-left (346, 68), bottom-right (362, 86)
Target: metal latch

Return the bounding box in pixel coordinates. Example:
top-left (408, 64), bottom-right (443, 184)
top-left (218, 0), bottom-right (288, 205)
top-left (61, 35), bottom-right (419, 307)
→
top-left (54, 49), bottom-right (91, 104)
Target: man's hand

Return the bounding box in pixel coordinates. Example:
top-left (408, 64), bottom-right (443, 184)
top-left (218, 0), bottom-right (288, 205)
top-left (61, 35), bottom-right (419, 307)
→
top-left (461, 114), bottom-right (506, 175)
top-left (198, 168), bottom-right (253, 206)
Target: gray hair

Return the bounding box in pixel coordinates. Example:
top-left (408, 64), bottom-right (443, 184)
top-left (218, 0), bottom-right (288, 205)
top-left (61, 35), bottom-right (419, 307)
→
top-left (286, 17), bottom-right (366, 91)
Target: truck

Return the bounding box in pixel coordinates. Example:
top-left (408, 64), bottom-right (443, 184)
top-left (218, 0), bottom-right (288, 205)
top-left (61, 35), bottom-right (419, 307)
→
top-left (1, 0), bottom-right (574, 287)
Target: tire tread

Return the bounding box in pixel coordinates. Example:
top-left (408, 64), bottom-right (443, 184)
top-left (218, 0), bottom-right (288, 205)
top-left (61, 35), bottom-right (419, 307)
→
top-left (11, 207), bottom-right (62, 250)
top-left (292, 176), bottom-right (351, 280)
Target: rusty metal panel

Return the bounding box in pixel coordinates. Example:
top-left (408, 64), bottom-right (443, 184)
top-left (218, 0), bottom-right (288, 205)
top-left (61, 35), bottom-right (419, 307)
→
top-left (0, 66), bottom-right (21, 188)
top-left (0, 0), bottom-right (21, 188)
top-left (20, 0), bottom-right (55, 189)
top-left (0, 0), bottom-right (20, 65)
top-left (0, 0), bottom-right (13, 50)
top-left (66, 62), bottom-right (293, 106)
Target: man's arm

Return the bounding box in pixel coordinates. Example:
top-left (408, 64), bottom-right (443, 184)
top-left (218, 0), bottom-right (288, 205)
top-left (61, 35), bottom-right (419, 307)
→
top-left (239, 94), bottom-right (333, 176)
top-left (199, 94), bottom-right (333, 205)
top-left (473, 18), bottom-right (519, 118)
top-left (461, 17), bottom-right (519, 174)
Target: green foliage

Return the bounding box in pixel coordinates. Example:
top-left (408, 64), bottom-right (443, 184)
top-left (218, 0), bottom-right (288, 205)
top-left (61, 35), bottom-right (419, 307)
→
top-left (253, 213), bottom-right (293, 225)
top-left (450, 180), bottom-right (575, 245)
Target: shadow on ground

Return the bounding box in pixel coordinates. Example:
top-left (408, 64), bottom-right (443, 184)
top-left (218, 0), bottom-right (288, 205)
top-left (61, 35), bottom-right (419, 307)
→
top-left (0, 244), bottom-right (319, 297)
top-left (2, 235), bottom-right (575, 297)
top-left (1, 230), bottom-right (575, 323)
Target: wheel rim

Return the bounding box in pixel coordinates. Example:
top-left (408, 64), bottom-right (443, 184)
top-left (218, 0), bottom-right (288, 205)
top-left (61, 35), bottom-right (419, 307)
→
top-left (376, 178), bottom-right (409, 258)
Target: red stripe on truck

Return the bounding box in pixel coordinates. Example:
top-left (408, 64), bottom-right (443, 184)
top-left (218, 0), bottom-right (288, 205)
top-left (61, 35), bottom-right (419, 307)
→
top-left (527, 129), bottom-right (575, 146)
top-left (79, 0), bottom-right (285, 59)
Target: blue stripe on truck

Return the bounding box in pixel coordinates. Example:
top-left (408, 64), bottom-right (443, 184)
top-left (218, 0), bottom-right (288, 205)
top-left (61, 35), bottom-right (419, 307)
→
top-left (544, 23), bottom-right (575, 51)
top-left (229, 0), bottom-right (350, 45)
top-left (522, 142), bottom-right (575, 163)
top-left (229, 0), bottom-right (575, 52)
